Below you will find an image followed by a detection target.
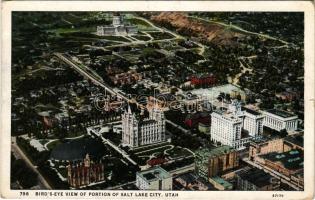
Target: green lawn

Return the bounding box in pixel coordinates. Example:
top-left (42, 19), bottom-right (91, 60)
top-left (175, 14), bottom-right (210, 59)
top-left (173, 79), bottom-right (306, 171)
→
top-left (165, 146), bottom-right (193, 159)
top-left (51, 27), bottom-right (95, 36)
top-left (132, 141), bottom-right (170, 153)
top-left (67, 130), bottom-right (86, 138)
top-left (46, 140), bottom-right (62, 150)
top-left (59, 32), bottom-right (130, 42)
top-left (133, 35), bottom-right (151, 41)
top-left (135, 145), bottom-right (173, 156)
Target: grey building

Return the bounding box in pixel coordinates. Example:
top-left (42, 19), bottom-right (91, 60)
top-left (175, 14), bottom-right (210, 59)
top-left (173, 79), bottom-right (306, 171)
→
top-left (136, 166), bottom-right (172, 190)
top-left (235, 167), bottom-right (280, 191)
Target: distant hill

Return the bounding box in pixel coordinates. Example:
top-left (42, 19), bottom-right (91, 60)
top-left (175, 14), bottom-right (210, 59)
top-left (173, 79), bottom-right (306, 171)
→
top-left (151, 12), bottom-right (245, 46)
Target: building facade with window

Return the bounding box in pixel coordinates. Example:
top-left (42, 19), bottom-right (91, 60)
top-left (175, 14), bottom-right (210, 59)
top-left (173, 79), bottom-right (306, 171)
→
top-left (97, 13), bottom-right (138, 36)
top-left (195, 146), bottom-right (239, 180)
top-left (262, 109), bottom-right (298, 132)
top-left (210, 100), bottom-right (265, 149)
top-left (122, 106), bottom-right (166, 148)
top-left (136, 166), bottom-right (172, 190)
top-left (235, 167), bottom-right (280, 191)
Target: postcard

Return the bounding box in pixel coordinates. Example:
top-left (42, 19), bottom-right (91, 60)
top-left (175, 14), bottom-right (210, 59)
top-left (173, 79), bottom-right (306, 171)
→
top-left (1, 1), bottom-right (314, 199)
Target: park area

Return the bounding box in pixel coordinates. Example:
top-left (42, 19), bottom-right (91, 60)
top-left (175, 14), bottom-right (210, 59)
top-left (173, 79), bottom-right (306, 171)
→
top-left (129, 142), bottom-right (194, 166)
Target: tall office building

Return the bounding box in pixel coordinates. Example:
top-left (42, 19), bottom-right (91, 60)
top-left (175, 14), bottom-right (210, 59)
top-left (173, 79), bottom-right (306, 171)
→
top-left (243, 107), bottom-right (264, 137)
top-left (195, 146), bottom-right (239, 180)
top-left (122, 106), bottom-right (166, 149)
top-left (210, 110), bottom-right (243, 148)
top-left (210, 100), bottom-right (264, 149)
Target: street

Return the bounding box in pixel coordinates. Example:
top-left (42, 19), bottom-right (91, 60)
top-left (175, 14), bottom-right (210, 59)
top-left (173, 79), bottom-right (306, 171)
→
top-left (11, 139), bottom-right (52, 189)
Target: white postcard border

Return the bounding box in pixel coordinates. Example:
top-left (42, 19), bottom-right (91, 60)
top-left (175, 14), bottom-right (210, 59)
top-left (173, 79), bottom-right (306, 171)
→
top-left (1, 1), bottom-right (314, 199)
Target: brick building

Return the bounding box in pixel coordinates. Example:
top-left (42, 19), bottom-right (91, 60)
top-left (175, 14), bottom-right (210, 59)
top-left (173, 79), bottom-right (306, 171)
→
top-left (249, 137), bottom-right (284, 161)
top-left (195, 146), bottom-right (239, 180)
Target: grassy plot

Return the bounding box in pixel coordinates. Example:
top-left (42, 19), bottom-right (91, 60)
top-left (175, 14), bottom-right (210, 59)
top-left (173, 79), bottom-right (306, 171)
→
top-left (132, 141), bottom-right (170, 153)
top-left (135, 145), bottom-right (173, 156)
top-left (59, 32), bottom-right (130, 42)
top-left (148, 31), bottom-right (175, 40)
top-left (51, 27), bottom-right (95, 36)
top-left (132, 35), bottom-right (151, 41)
top-left (46, 140), bottom-right (62, 150)
top-left (125, 18), bottom-right (156, 31)
top-left (165, 146), bottom-right (193, 159)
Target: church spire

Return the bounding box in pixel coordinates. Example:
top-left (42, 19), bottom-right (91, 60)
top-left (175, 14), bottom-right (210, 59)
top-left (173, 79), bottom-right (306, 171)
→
top-left (128, 104), bottom-right (132, 114)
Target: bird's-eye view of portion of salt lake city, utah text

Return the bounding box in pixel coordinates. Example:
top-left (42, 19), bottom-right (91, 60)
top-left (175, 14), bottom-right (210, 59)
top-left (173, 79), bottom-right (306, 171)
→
top-left (10, 12), bottom-right (304, 191)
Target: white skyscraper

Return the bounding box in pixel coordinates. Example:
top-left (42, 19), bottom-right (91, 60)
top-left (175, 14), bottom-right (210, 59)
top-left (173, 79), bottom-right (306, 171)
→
top-left (210, 100), bottom-right (262, 149)
top-left (243, 108), bottom-right (264, 137)
top-left (210, 110), bottom-right (243, 148)
top-left (122, 106), bottom-right (166, 149)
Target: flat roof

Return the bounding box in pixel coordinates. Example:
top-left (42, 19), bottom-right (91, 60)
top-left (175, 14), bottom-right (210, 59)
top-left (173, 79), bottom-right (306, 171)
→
top-left (284, 134), bottom-right (304, 148)
top-left (242, 107), bottom-right (261, 116)
top-left (195, 146), bottom-right (235, 159)
top-left (209, 146), bottom-right (235, 158)
top-left (210, 176), bottom-right (233, 188)
top-left (265, 109), bottom-right (296, 118)
top-left (236, 167), bottom-right (273, 188)
top-left (212, 110), bottom-right (242, 122)
top-left (137, 166), bottom-right (171, 182)
top-left (190, 84), bottom-right (245, 101)
top-left (262, 150), bottom-right (303, 170)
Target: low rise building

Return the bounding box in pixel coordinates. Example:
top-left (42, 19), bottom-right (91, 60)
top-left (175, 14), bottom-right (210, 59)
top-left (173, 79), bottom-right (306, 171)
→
top-left (235, 167), bottom-right (280, 191)
top-left (136, 166), bottom-right (172, 190)
top-left (190, 74), bottom-right (216, 87)
top-left (262, 109), bottom-right (298, 132)
top-left (283, 133), bottom-right (304, 151)
top-left (109, 70), bottom-right (142, 86)
top-left (253, 149), bottom-right (304, 190)
top-left (258, 150), bottom-right (303, 178)
top-left (209, 176), bottom-right (233, 190)
top-left (249, 137), bottom-right (284, 161)
top-left (198, 122), bottom-right (210, 134)
top-left (184, 112), bottom-right (210, 128)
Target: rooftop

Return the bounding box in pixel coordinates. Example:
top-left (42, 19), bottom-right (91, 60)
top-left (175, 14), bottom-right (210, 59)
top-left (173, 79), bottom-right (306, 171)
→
top-left (208, 146), bottom-right (235, 158)
top-left (284, 133), bottom-right (304, 148)
top-left (262, 149), bottom-right (304, 170)
top-left (195, 146), bottom-right (235, 159)
top-left (210, 176), bottom-right (233, 188)
top-left (212, 110), bottom-right (242, 122)
top-left (236, 167), bottom-right (274, 188)
top-left (265, 109), bottom-right (297, 118)
top-left (176, 173), bottom-right (196, 184)
top-left (242, 107), bottom-right (261, 116)
top-left (137, 166), bottom-right (171, 182)
top-left (189, 84), bottom-right (245, 101)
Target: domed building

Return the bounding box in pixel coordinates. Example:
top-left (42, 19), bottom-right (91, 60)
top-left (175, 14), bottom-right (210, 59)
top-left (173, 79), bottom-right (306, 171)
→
top-left (96, 13), bottom-right (138, 36)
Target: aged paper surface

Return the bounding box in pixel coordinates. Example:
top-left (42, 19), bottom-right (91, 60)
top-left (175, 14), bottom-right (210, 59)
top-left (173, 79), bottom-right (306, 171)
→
top-left (1, 1), bottom-right (314, 199)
